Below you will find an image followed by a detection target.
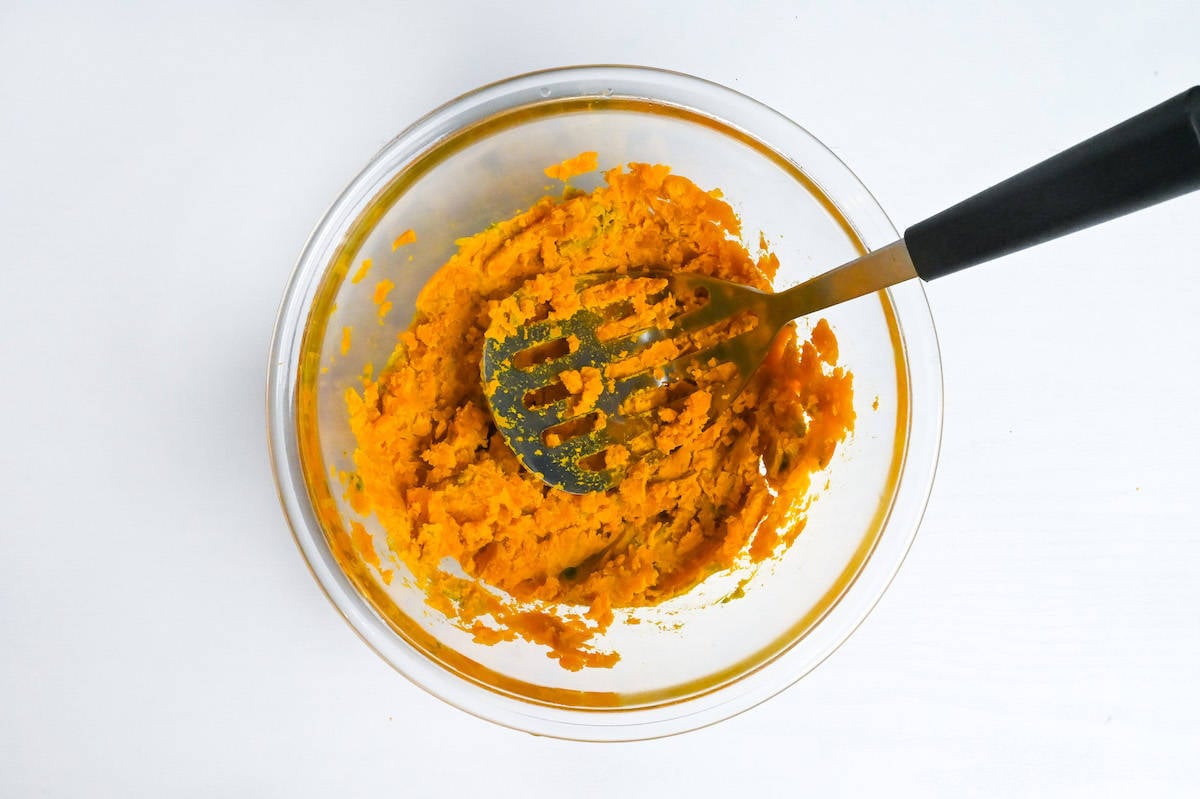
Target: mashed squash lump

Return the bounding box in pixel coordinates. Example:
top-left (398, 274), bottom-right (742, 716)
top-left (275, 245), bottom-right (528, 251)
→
top-left (344, 158), bottom-right (855, 670)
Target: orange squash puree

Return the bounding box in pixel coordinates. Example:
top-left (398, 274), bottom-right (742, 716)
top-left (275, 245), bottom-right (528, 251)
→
top-left (392, 229), bottom-right (417, 251)
top-left (544, 151), bottom-right (598, 181)
top-left (351, 258), bottom-right (372, 284)
top-left (372, 278), bottom-right (395, 322)
top-left (345, 160), bottom-right (854, 670)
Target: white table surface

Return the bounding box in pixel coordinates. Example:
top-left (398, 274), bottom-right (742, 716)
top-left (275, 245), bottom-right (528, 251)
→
top-left (3, 1), bottom-right (1198, 795)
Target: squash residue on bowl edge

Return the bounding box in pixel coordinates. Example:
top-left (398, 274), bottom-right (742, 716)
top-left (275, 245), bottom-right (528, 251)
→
top-left (343, 155), bottom-right (855, 670)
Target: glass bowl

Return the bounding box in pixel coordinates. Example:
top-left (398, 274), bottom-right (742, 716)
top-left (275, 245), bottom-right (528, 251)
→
top-left (267, 65), bottom-right (941, 740)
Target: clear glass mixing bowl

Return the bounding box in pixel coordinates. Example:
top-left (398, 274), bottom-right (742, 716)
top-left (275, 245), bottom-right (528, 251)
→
top-left (267, 65), bottom-right (941, 740)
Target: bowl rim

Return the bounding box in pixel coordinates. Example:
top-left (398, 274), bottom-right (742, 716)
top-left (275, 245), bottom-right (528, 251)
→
top-left (267, 64), bottom-right (943, 741)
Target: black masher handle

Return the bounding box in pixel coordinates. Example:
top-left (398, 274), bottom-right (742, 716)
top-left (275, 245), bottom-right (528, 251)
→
top-left (904, 87), bottom-right (1200, 280)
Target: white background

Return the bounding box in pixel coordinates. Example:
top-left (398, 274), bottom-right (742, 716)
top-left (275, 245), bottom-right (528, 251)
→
top-left (2, 1), bottom-right (1198, 795)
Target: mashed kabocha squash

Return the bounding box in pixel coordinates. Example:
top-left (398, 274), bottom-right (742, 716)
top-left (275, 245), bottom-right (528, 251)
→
top-left (343, 155), bottom-right (854, 670)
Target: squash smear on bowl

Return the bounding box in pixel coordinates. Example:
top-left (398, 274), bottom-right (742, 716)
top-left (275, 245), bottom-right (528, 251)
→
top-left (344, 157), bottom-right (854, 670)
